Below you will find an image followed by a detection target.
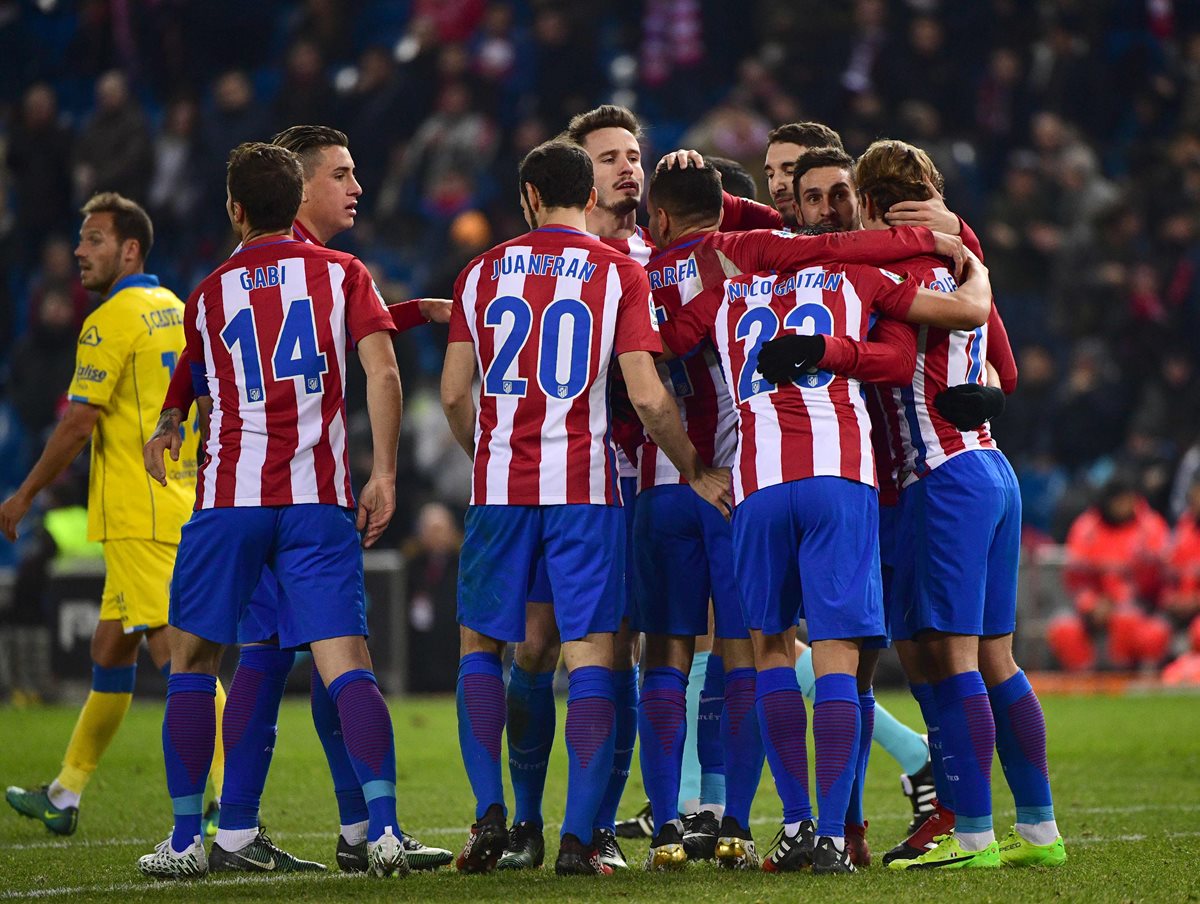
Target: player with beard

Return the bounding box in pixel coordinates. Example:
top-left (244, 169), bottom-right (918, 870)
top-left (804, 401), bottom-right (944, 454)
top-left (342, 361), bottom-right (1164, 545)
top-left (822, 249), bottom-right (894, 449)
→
top-left (759, 142), bottom-right (1028, 868)
top-left (636, 161), bottom-right (962, 871)
top-left (498, 105), bottom-right (785, 872)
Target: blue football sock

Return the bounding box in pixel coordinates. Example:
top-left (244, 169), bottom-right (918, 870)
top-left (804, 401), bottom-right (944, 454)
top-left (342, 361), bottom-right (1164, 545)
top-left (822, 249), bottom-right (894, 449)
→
top-left (756, 666), bottom-right (811, 823)
top-left (988, 670), bottom-right (1054, 825)
top-left (639, 667), bottom-right (688, 832)
top-left (506, 664), bottom-right (556, 827)
top-left (911, 682), bottom-right (954, 812)
top-left (813, 673), bottom-right (860, 839)
top-left (677, 652), bottom-right (706, 812)
top-left (311, 665), bottom-right (368, 828)
top-left (794, 646), bottom-right (817, 698)
top-left (697, 653), bottom-right (726, 809)
top-left (845, 689), bottom-right (875, 828)
top-left (593, 666), bottom-right (636, 832)
top-left (163, 673), bottom-right (217, 852)
top-left (871, 697), bottom-right (929, 775)
top-left (327, 669), bottom-right (398, 842)
top-left (564, 665), bottom-right (615, 842)
top-left (219, 646), bottom-right (294, 832)
top-left (933, 671), bottom-right (995, 835)
top-left (456, 652), bottom-right (506, 821)
top-left (721, 667), bottom-right (764, 831)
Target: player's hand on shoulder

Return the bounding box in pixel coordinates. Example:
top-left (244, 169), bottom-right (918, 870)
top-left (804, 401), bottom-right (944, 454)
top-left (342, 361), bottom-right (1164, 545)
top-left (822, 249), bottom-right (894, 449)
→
top-left (657, 149), bottom-right (705, 172)
top-left (757, 334), bottom-right (825, 386)
top-left (356, 474), bottom-right (396, 548)
top-left (689, 466), bottom-right (733, 520)
top-left (934, 383), bottom-right (1005, 430)
top-left (418, 298), bottom-right (453, 325)
top-left (931, 231), bottom-right (966, 279)
top-left (884, 194), bottom-right (960, 235)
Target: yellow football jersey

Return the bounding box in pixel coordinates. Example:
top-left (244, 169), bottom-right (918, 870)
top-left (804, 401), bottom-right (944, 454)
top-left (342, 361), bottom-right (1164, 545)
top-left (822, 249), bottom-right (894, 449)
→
top-left (67, 274), bottom-right (198, 543)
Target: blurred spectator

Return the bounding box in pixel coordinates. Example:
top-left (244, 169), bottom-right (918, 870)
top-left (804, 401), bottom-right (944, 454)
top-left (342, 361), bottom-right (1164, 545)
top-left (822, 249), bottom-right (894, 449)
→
top-left (402, 502), bottom-right (464, 692)
top-left (71, 70), bottom-right (152, 205)
top-left (201, 70), bottom-right (272, 200)
top-left (6, 83), bottom-right (73, 266)
top-left (148, 98), bottom-right (205, 256)
top-left (1164, 477), bottom-right (1200, 633)
top-left (1049, 475), bottom-right (1172, 671)
top-left (27, 238), bottom-right (91, 329)
top-left (1161, 617), bottom-right (1200, 685)
top-left (274, 38), bottom-right (336, 132)
top-left (7, 289), bottom-right (76, 438)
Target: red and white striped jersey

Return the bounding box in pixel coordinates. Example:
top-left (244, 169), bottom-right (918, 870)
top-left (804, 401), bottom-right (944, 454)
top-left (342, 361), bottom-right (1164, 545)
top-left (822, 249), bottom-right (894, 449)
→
top-left (448, 226), bottom-right (662, 506)
top-left (186, 236), bottom-right (395, 509)
top-left (599, 228), bottom-right (656, 477)
top-left (881, 256), bottom-right (998, 486)
top-left (599, 225), bottom-right (655, 266)
top-left (664, 263), bottom-right (919, 503)
top-left (643, 227), bottom-right (938, 491)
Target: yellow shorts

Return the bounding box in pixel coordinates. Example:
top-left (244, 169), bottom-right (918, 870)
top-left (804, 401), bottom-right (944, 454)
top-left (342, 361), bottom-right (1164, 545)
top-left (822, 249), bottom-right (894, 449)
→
top-left (100, 539), bottom-right (177, 633)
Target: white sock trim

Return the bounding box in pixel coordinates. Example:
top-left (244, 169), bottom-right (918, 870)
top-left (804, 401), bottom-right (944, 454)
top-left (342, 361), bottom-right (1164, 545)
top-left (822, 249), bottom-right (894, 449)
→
top-left (214, 826), bottom-right (259, 852)
top-left (341, 820), bottom-right (369, 845)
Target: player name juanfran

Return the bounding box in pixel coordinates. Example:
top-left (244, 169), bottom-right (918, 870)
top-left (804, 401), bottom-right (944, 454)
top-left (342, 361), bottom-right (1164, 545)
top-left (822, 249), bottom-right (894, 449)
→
top-left (492, 253), bottom-right (598, 282)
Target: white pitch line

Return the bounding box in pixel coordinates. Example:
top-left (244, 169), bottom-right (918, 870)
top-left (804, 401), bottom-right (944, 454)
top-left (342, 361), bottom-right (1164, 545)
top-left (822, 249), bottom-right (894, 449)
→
top-left (0, 870), bottom-right (359, 900)
top-left (5, 802), bottom-right (1198, 852)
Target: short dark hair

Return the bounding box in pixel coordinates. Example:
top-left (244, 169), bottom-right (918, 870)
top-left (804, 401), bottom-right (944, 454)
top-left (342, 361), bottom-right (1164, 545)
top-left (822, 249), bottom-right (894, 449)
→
top-left (226, 142), bottom-right (304, 233)
top-left (271, 124), bottom-right (349, 179)
top-left (519, 140), bottom-right (594, 209)
top-left (792, 146), bottom-right (856, 194)
top-left (854, 139), bottom-right (938, 215)
top-left (767, 121), bottom-right (844, 152)
top-left (80, 192), bottom-right (153, 260)
top-left (706, 155), bottom-right (757, 201)
top-left (564, 104), bottom-right (643, 146)
top-left (648, 163), bottom-right (723, 226)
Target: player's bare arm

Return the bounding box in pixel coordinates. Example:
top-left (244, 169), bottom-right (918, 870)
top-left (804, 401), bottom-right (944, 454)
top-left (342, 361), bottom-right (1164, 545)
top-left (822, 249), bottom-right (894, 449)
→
top-left (417, 298), bottom-right (453, 324)
top-left (619, 349), bottom-right (732, 518)
top-left (357, 329), bottom-right (402, 548)
top-left (440, 340), bottom-right (478, 459)
top-left (904, 248), bottom-right (992, 331)
top-left (0, 401), bottom-right (101, 541)
top-left (144, 408), bottom-right (184, 487)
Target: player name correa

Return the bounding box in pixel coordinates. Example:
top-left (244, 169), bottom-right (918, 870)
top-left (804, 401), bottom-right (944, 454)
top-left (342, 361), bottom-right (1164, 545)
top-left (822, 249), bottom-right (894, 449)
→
top-left (491, 253), bottom-right (598, 282)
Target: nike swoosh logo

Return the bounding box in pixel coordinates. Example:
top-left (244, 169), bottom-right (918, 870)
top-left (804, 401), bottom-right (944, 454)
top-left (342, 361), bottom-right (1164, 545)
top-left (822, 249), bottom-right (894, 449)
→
top-left (43, 810), bottom-right (63, 821)
top-left (242, 854), bottom-right (276, 869)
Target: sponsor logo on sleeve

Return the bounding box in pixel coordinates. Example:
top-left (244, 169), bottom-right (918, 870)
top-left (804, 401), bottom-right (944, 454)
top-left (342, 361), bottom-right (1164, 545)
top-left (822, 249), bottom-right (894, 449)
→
top-left (74, 363), bottom-right (108, 383)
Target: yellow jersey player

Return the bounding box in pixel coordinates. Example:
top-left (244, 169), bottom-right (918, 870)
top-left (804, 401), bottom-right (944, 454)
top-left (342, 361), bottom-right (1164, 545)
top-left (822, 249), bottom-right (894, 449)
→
top-left (1, 192), bottom-right (226, 835)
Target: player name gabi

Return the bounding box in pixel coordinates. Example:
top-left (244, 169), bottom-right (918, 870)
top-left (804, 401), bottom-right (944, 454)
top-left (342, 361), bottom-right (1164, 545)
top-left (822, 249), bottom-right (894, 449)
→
top-left (239, 264), bottom-right (287, 291)
top-left (727, 269), bottom-right (844, 300)
top-left (491, 253), bottom-right (597, 282)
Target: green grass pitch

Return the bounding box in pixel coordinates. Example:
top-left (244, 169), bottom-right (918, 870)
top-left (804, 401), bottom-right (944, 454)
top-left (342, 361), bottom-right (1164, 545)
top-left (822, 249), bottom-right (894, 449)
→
top-left (2, 691), bottom-right (1198, 902)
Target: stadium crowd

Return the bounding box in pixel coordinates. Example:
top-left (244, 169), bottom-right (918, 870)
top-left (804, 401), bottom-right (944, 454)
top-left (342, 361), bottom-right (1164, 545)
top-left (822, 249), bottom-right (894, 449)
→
top-left (2, 0), bottom-right (1200, 678)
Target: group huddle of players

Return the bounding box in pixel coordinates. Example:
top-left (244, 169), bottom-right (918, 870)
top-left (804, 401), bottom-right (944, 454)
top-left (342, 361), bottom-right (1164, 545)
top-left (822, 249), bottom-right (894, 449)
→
top-left (1, 101), bottom-right (1066, 882)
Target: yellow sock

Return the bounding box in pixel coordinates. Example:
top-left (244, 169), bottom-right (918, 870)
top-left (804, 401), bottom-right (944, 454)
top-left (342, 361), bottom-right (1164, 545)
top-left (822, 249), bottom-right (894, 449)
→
top-left (56, 690), bottom-right (133, 796)
top-left (209, 678), bottom-right (227, 801)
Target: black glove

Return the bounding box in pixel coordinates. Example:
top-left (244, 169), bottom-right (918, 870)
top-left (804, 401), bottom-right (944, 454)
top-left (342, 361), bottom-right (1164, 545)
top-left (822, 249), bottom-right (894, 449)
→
top-left (934, 383), bottom-right (1005, 430)
top-left (757, 334), bottom-right (826, 385)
